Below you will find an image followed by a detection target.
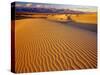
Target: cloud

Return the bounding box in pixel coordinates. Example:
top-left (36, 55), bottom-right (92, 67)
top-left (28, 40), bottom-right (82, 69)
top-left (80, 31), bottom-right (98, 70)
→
top-left (16, 4), bottom-right (22, 7)
top-left (25, 3), bottom-right (33, 7)
top-left (36, 5), bottom-right (42, 8)
top-left (35, 4), bottom-right (48, 8)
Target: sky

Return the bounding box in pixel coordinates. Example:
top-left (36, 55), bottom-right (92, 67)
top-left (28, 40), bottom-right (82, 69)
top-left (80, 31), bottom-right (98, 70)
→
top-left (15, 2), bottom-right (97, 12)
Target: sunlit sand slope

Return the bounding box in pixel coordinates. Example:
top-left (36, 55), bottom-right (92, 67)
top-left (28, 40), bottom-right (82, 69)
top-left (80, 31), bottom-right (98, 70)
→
top-left (15, 19), bottom-right (97, 73)
top-left (47, 14), bottom-right (68, 22)
top-left (47, 13), bottom-right (97, 24)
top-left (71, 13), bottom-right (97, 24)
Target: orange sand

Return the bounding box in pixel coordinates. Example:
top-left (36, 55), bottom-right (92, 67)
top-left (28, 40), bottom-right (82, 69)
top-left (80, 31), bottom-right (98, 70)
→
top-left (71, 13), bottom-right (97, 24)
top-left (15, 18), bottom-right (97, 73)
top-left (47, 13), bottom-right (97, 24)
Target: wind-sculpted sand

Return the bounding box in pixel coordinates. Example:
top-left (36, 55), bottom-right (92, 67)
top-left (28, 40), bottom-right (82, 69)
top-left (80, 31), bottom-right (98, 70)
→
top-left (15, 18), bottom-right (97, 73)
top-left (71, 13), bottom-right (97, 24)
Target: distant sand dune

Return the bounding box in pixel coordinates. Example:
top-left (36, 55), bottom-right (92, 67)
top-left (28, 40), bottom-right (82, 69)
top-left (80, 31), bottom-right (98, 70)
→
top-left (15, 19), bottom-right (97, 73)
top-left (47, 13), bottom-right (97, 24)
top-left (71, 13), bottom-right (97, 24)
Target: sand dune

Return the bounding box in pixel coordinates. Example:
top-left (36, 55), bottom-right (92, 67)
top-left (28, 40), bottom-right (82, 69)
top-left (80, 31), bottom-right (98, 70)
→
top-left (15, 18), bottom-right (97, 73)
top-left (47, 13), bottom-right (97, 24)
top-left (71, 13), bottom-right (97, 24)
top-left (47, 14), bottom-right (68, 22)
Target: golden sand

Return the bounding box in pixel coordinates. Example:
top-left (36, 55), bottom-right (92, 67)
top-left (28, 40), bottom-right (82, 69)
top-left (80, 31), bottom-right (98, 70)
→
top-left (71, 13), bottom-right (97, 24)
top-left (47, 13), bottom-right (97, 24)
top-left (15, 18), bottom-right (97, 73)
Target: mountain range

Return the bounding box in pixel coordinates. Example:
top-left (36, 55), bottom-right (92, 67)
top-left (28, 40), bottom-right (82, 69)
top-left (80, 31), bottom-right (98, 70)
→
top-left (15, 7), bottom-right (88, 14)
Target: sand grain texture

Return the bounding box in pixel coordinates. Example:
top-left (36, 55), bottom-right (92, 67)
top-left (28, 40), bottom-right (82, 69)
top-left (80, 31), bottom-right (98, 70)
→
top-left (15, 18), bottom-right (97, 73)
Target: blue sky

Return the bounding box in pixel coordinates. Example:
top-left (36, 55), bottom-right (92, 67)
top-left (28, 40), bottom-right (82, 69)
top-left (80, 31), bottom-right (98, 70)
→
top-left (15, 2), bottom-right (97, 12)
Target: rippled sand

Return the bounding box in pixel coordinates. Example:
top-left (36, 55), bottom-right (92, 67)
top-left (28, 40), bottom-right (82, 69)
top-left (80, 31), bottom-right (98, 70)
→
top-left (14, 18), bottom-right (97, 73)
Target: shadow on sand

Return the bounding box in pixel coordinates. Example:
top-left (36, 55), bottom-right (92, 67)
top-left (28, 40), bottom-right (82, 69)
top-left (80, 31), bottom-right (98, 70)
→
top-left (65, 21), bottom-right (97, 32)
top-left (15, 16), bottom-right (47, 20)
top-left (47, 18), bottom-right (97, 33)
top-left (15, 16), bottom-right (33, 20)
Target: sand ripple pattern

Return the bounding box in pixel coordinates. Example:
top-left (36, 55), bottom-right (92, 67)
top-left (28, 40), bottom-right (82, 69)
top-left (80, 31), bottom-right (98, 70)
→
top-left (15, 19), bottom-right (97, 73)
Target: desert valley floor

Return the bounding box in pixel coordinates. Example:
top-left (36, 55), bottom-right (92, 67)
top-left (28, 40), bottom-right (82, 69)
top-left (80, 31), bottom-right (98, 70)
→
top-left (15, 18), bottom-right (97, 73)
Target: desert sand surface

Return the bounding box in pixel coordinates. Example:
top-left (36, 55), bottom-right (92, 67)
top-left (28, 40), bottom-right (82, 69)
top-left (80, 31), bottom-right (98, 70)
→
top-left (71, 13), bottom-right (97, 24)
top-left (15, 18), bottom-right (97, 73)
top-left (47, 13), bottom-right (97, 24)
top-left (47, 14), bottom-right (68, 22)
